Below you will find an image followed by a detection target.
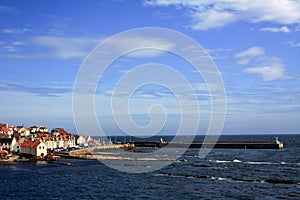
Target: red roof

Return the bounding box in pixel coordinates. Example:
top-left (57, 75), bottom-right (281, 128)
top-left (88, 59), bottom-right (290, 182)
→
top-left (0, 150), bottom-right (7, 154)
top-left (59, 129), bottom-right (67, 134)
top-left (32, 141), bottom-right (41, 148)
top-left (38, 133), bottom-right (45, 137)
top-left (19, 140), bottom-right (42, 148)
top-left (1, 127), bottom-right (11, 133)
top-left (17, 127), bottom-right (30, 131)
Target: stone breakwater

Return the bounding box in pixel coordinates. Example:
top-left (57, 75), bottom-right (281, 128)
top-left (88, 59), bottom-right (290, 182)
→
top-left (132, 141), bottom-right (284, 149)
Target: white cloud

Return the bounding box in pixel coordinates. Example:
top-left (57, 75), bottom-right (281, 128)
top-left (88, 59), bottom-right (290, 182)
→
top-left (190, 9), bottom-right (236, 30)
top-left (206, 48), bottom-right (232, 53)
top-left (107, 36), bottom-right (174, 57)
top-left (31, 35), bottom-right (174, 60)
top-left (145, 0), bottom-right (300, 30)
top-left (234, 46), bottom-right (293, 81)
top-left (287, 41), bottom-right (300, 47)
top-left (234, 46), bottom-right (265, 65)
top-left (0, 5), bottom-right (20, 14)
top-left (11, 41), bottom-right (24, 46)
top-left (1, 34), bottom-right (174, 60)
top-left (0, 36), bottom-right (101, 59)
top-left (243, 58), bottom-right (292, 81)
top-left (259, 26), bottom-right (290, 33)
top-left (3, 45), bottom-right (17, 52)
top-left (1, 28), bottom-right (31, 34)
top-left (31, 36), bottom-right (101, 60)
top-left (205, 48), bottom-right (232, 59)
top-left (0, 40), bottom-right (24, 53)
top-left (235, 46), bottom-right (265, 58)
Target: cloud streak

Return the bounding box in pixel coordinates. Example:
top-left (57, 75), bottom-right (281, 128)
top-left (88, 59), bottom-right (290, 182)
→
top-left (287, 41), bottom-right (300, 47)
top-left (145, 0), bottom-right (300, 30)
top-left (104, 35), bottom-right (175, 58)
top-left (31, 36), bottom-right (102, 60)
top-left (234, 46), bottom-right (265, 65)
top-left (259, 26), bottom-right (290, 33)
top-left (1, 34), bottom-right (175, 60)
top-left (0, 5), bottom-right (20, 14)
top-left (1, 28), bottom-right (31, 34)
top-left (235, 46), bottom-right (265, 58)
top-left (0, 81), bottom-right (72, 96)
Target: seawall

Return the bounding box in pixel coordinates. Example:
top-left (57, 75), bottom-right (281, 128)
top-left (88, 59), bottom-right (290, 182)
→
top-left (132, 141), bottom-right (284, 149)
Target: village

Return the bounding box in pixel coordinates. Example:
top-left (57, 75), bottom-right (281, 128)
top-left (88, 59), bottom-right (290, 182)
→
top-left (0, 122), bottom-right (103, 161)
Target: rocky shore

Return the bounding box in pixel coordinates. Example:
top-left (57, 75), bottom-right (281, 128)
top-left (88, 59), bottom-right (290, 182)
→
top-left (0, 153), bottom-right (60, 162)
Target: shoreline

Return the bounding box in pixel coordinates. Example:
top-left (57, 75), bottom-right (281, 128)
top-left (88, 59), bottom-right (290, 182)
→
top-left (0, 155), bottom-right (28, 162)
top-left (1, 153), bottom-right (178, 163)
top-left (0, 154), bottom-right (60, 163)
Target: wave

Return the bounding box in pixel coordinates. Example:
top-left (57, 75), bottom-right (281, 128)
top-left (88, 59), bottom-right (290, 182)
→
top-left (209, 159), bottom-right (242, 163)
top-left (246, 161), bottom-right (273, 165)
top-left (233, 159), bottom-right (242, 163)
top-left (211, 176), bottom-right (229, 181)
top-left (154, 173), bottom-right (298, 184)
top-left (209, 159), bottom-right (243, 163)
top-left (208, 159), bottom-right (297, 165)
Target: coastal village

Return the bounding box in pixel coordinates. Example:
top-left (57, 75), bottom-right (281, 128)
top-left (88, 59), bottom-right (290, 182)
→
top-left (0, 122), bottom-right (285, 163)
top-left (0, 122), bottom-right (100, 161)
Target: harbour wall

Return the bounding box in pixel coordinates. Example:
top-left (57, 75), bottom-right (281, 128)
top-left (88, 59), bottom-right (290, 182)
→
top-left (132, 141), bottom-right (284, 149)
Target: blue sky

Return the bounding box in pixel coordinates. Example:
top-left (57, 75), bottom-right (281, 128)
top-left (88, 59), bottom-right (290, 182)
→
top-left (0, 0), bottom-right (299, 135)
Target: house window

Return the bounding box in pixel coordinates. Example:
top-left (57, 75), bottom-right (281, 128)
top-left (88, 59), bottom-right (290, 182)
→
top-left (43, 146), bottom-right (44, 149)
top-left (39, 146), bottom-right (41, 149)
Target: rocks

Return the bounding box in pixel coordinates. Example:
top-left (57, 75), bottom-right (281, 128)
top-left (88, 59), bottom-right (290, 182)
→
top-left (265, 178), bottom-right (296, 184)
top-left (29, 155), bottom-right (44, 161)
top-left (121, 146), bottom-right (142, 152)
top-left (44, 153), bottom-right (59, 161)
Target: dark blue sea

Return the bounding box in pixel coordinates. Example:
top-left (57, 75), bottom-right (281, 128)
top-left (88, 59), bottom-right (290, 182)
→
top-left (1, 134), bottom-right (300, 199)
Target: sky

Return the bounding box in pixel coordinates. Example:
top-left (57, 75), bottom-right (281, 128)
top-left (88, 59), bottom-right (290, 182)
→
top-left (0, 0), bottom-right (299, 135)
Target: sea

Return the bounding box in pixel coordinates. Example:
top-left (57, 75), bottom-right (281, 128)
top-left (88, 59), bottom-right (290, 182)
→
top-left (1, 134), bottom-right (300, 200)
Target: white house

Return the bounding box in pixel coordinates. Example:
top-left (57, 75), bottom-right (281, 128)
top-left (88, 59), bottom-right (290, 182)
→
top-left (19, 140), bottom-right (47, 157)
top-left (66, 135), bottom-right (76, 147)
top-left (16, 127), bottom-right (30, 137)
top-left (45, 138), bottom-right (57, 150)
top-left (56, 138), bottom-right (65, 148)
top-left (39, 126), bottom-right (48, 133)
top-left (0, 137), bottom-right (17, 152)
top-left (77, 136), bottom-right (91, 146)
top-left (1, 127), bottom-right (14, 137)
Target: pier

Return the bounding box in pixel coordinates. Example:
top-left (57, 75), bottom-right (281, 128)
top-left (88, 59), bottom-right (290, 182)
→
top-left (54, 139), bottom-right (284, 160)
top-left (132, 140), bottom-right (284, 149)
top-left (68, 145), bottom-right (125, 156)
top-left (54, 144), bottom-right (128, 159)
